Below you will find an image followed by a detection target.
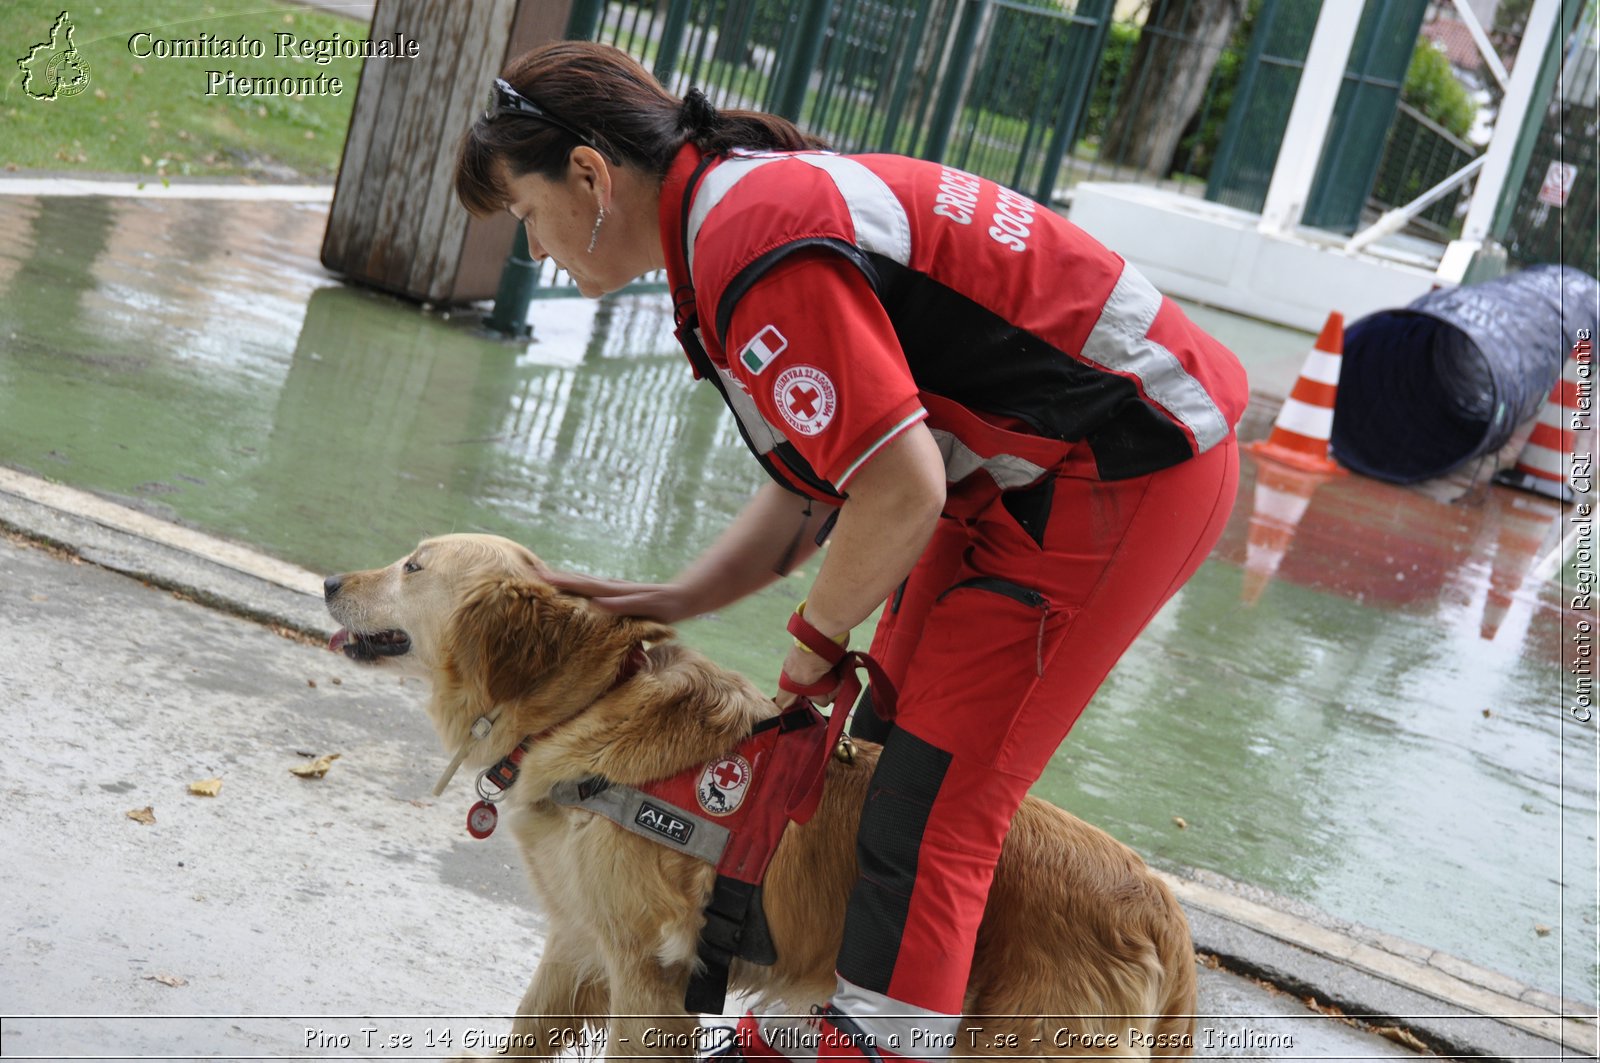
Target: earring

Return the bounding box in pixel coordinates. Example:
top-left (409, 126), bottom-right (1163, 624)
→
top-left (587, 206), bottom-right (606, 254)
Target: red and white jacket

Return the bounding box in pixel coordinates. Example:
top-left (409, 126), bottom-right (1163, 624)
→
top-left (659, 144), bottom-right (1249, 504)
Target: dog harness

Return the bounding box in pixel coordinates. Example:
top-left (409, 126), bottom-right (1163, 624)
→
top-left (526, 614), bottom-right (892, 1014)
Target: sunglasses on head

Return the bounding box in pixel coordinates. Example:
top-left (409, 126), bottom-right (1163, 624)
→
top-left (484, 77), bottom-right (609, 158)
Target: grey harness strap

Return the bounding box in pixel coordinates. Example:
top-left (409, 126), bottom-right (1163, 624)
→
top-left (549, 777), bottom-right (731, 866)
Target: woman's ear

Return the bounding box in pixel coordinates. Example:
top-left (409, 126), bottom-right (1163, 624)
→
top-left (568, 145), bottom-right (611, 205)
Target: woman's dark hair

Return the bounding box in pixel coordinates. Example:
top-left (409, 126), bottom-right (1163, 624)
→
top-left (455, 41), bottom-right (827, 216)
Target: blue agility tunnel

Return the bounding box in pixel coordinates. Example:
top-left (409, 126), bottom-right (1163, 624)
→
top-left (1332, 265), bottom-right (1599, 484)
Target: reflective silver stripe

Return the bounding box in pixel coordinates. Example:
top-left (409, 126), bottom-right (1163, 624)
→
top-left (930, 428), bottom-right (1046, 489)
top-left (548, 779), bottom-right (729, 866)
top-left (684, 153), bottom-right (914, 280)
top-left (685, 155), bottom-right (788, 279)
top-left (791, 154), bottom-right (912, 265)
top-left (833, 977), bottom-right (962, 1061)
top-left (714, 364), bottom-right (788, 456)
top-left (1081, 262), bottom-right (1230, 452)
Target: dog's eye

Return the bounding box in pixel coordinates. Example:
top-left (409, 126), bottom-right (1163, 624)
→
top-left (403, 559), bottom-right (422, 574)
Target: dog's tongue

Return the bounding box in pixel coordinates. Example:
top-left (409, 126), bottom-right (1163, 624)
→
top-left (328, 629), bottom-right (351, 654)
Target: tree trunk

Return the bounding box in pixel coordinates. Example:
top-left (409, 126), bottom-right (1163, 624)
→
top-left (1101, 0), bottom-right (1246, 177)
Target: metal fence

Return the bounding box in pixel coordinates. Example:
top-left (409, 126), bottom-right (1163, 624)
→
top-left (523, 0), bottom-right (1491, 296)
top-left (1500, 95), bottom-right (1599, 271)
top-left (1367, 100), bottom-right (1477, 239)
top-left (537, 0), bottom-right (1117, 295)
top-left (580, 0), bottom-right (1110, 192)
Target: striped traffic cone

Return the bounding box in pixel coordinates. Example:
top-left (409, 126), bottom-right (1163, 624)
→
top-left (1480, 490), bottom-right (1559, 641)
top-left (1247, 312), bottom-right (1348, 476)
top-left (1241, 461), bottom-right (1326, 606)
top-left (1493, 339), bottom-right (1592, 504)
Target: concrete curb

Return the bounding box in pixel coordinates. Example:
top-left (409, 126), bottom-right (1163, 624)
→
top-left (1, 465), bottom-right (1594, 1061)
top-left (0, 177), bottom-right (334, 201)
top-left (1163, 872), bottom-right (1596, 1060)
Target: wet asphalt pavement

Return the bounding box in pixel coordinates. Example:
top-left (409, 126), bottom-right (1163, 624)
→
top-left (0, 521), bottom-right (1436, 1062)
top-left (0, 180), bottom-right (1594, 1060)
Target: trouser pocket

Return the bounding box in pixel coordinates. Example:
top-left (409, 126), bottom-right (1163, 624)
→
top-left (936, 577), bottom-right (1051, 675)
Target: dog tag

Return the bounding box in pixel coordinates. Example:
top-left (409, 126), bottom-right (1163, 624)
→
top-left (467, 800), bottom-right (498, 840)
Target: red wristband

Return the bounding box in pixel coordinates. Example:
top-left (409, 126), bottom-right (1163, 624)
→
top-left (787, 609), bottom-right (849, 667)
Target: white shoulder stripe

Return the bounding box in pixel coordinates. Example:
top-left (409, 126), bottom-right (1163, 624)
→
top-left (685, 154), bottom-right (787, 279)
top-left (683, 153), bottom-right (912, 281)
top-left (791, 153), bottom-right (912, 265)
top-left (1081, 262), bottom-right (1230, 452)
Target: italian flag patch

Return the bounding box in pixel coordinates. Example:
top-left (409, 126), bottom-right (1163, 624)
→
top-left (738, 325), bottom-right (788, 376)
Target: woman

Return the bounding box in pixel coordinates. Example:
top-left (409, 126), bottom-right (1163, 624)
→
top-left (455, 41), bottom-right (1246, 1063)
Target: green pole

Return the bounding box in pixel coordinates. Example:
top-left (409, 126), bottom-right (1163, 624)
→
top-left (921, 0), bottom-right (986, 162)
top-left (484, 226), bottom-right (537, 339)
top-left (1489, 1), bottom-right (1584, 239)
top-left (775, 0), bottom-right (835, 121)
top-left (877, 1), bottom-right (934, 152)
top-left (653, 0), bottom-right (694, 84)
top-left (565, 0), bottom-right (605, 41)
top-left (1033, 2), bottom-right (1113, 202)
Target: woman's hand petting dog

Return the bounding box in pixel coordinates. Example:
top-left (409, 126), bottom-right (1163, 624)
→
top-left (543, 571), bottom-right (702, 623)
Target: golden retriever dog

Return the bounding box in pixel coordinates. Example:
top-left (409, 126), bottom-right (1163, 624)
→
top-left (325, 534), bottom-right (1196, 1061)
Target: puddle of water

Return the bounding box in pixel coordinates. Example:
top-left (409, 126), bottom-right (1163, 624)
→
top-left (0, 193), bottom-right (1593, 1003)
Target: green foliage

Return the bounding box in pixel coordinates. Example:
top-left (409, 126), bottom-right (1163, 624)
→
top-left (1402, 41), bottom-right (1478, 140)
top-left (1082, 22), bottom-right (1139, 142)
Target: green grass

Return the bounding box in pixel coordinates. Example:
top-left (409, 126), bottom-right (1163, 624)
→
top-left (1, 0), bottom-right (365, 180)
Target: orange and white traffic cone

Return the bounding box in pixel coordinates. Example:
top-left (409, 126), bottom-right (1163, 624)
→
top-left (1241, 461), bottom-right (1327, 606)
top-left (1247, 311), bottom-right (1349, 476)
top-left (1493, 338), bottom-right (1593, 504)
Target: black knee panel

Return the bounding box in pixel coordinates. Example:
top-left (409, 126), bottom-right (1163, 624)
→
top-left (837, 727), bottom-right (952, 992)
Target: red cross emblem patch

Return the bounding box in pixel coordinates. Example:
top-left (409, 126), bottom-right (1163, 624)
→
top-left (773, 365), bottom-right (837, 437)
top-left (696, 753), bottom-right (753, 817)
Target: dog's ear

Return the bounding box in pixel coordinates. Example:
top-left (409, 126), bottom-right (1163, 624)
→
top-left (625, 617), bottom-right (676, 645)
top-left (443, 579), bottom-right (575, 707)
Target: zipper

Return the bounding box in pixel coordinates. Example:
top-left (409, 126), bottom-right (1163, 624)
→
top-left (937, 577), bottom-right (1052, 675)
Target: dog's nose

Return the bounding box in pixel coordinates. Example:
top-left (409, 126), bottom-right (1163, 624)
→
top-left (323, 575), bottom-right (343, 601)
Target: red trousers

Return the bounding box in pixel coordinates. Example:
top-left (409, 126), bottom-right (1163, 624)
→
top-left (836, 438), bottom-right (1239, 1022)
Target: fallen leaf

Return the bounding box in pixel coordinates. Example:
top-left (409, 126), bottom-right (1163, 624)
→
top-left (290, 753), bottom-right (341, 779)
top-left (188, 778), bottom-right (222, 797)
top-left (146, 973), bottom-right (187, 988)
top-left (126, 806), bottom-right (156, 825)
top-left (1373, 1026), bottom-right (1428, 1052)
top-left (1172, 816), bottom-right (1188, 830)
top-left (1535, 924), bottom-right (1552, 937)
top-left (1482, 708), bottom-right (1492, 718)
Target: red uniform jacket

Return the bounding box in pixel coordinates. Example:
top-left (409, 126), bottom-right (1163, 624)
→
top-left (659, 145), bottom-right (1249, 504)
